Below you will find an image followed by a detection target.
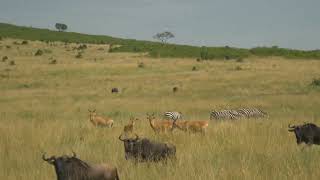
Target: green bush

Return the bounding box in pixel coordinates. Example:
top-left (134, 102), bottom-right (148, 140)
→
top-left (21, 40), bottom-right (28, 45)
top-left (75, 52), bottom-right (82, 58)
top-left (311, 78), bottom-right (320, 86)
top-left (35, 49), bottom-right (43, 56)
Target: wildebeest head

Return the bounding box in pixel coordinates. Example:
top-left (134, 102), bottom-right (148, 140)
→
top-left (42, 152), bottom-right (90, 180)
top-left (288, 124), bottom-right (303, 144)
top-left (118, 133), bottom-right (140, 160)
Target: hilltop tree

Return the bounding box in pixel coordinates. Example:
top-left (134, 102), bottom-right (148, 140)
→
top-left (153, 31), bottom-right (175, 44)
top-left (55, 23), bottom-right (68, 32)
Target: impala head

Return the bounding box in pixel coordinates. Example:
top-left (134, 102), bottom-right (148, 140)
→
top-left (130, 116), bottom-right (139, 125)
top-left (146, 113), bottom-right (156, 121)
top-left (88, 109), bottom-right (97, 118)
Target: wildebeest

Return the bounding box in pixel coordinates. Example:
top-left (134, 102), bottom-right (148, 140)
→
top-left (172, 87), bottom-right (178, 93)
top-left (111, 88), bottom-right (119, 94)
top-left (118, 133), bottom-right (176, 162)
top-left (288, 123), bottom-right (320, 145)
top-left (42, 152), bottom-right (119, 180)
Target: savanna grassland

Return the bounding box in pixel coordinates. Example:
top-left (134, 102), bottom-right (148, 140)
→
top-left (1, 38), bottom-right (320, 180)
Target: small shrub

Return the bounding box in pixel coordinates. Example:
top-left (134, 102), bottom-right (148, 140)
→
top-left (9, 61), bottom-right (15, 66)
top-left (138, 62), bottom-right (145, 68)
top-left (77, 44), bottom-right (87, 50)
top-left (2, 56), bottom-right (8, 62)
top-left (97, 48), bottom-right (104, 51)
top-left (235, 66), bottom-right (242, 71)
top-left (200, 46), bottom-right (208, 60)
top-left (13, 41), bottom-right (19, 45)
top-left (49, 59), bottom-right (57, 64)
top-left (21, 40), bottom-right (28, 45)
top-left (35, 49), bottom-right (43, 56)
top-left (224, 56), bottom-right (231, 60)
top-left (311, 78), bottom-right (320, 86)
top-left (43, 49), bottom-right (52, 54)
top-left (192, 66), bottom-right (197, 71)
top-left (75, 52), bottom-right (82, 58)
top-left (0, 37), bottom-right (2, 40)
top-left (196, 58), bottom-right (201, 62)
top-left (6, 45), bottom-right (11, 49)
top-left (236, 58), bottom-right (244, 63)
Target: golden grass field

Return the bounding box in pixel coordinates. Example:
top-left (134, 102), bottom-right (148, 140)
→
top-left (1, 39), bottom-right (320, 180)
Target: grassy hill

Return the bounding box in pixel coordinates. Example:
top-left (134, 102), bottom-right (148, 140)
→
top-left (1, 22), bottom-right (320, 60)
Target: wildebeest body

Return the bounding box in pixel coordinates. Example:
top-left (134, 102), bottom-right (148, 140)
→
top-left (119, 134), bottom-right (176, 162)
top-left (288, 123), bottom-right (320, 145)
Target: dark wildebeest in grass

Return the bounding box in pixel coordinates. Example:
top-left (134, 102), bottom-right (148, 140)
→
top-left (42, 152), bottom-right (119, 180)
top-left (288, 123), bottom-right (320, 145)
top-left (118, 133), bottom-right (176, 162)
top-left (111, 88), bottom-right (119, 94)
top-left (172, 87), bottom-right (178, 93)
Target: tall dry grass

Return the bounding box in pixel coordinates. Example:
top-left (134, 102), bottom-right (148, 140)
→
top-left (1, 39), bottom-right (320, 179)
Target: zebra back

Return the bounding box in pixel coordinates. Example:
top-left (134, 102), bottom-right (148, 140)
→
top-left (236, 108), bottom-right (267, 118)
top-left (164, 111), bottom-right (182, 121)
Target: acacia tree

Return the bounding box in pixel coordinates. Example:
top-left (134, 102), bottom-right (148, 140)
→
top-left (153, 31), bottom-right (175, 44)
top-left (55, 23), bottom-right (68, 32)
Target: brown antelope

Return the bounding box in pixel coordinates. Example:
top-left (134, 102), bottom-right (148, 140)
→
top-left (123, 117), bottom-right (139, 133)
top-left (147, 113), bottom-right (174, 133)
top-left (173, 119), bottom-right (209, 134)
top-left (88, 109), bottom-right (114, 127)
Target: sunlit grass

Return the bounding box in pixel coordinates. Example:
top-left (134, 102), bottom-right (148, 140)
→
top-left (1, 38), bottom-right (320, 179)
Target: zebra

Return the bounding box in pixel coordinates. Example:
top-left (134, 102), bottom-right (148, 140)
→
top-left (210, 110), bottom-right (238, 120)
top-left (236, 108), bottom-right (267, 118)
top-left (164, 111), bottom-right (182, 121)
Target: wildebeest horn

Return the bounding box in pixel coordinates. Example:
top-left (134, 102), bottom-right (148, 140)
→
top-left (118, 133), bottom-right (126, 141)
top-left (72, 151), bottom-right (76, 158)
top-left (134, 133), bottom-right (139, 141)
top-left (42, 153), bottom-right (55, 164)
top-left (288, 124), bottom-right (295, 129)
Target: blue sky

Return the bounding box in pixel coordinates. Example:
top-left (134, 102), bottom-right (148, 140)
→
top-left (0, 0), bottom-right (319, 49)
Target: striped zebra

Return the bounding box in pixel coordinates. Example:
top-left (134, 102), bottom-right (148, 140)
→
top-left (236, 108), bottom-right (267, 118)
top-left (164, 111), bottom-right (182, 121)
top-left (210, 110), bottom-right (238, 120)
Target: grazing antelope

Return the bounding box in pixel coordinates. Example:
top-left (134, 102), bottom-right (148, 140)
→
top-left (147, 113), bottom-right (174, 133)
top-left (123, 117), bottom-right (139, 134)
top-left (173, 119), bottom-right (209, 134)
top-left (88, 109), bottom-right (114, 127)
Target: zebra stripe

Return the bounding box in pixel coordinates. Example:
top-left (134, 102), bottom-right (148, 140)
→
top-left (236, 108), bottom-right (267, 118)
top-left (210, 110), bottom-right (237, 120)
top-left (164, 112), bottom-right (182, 121)
top-left (210, 108), bottom-right (267, 120)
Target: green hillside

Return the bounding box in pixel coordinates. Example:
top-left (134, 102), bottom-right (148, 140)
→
top-left (1, 23), bottom-right (320, 59)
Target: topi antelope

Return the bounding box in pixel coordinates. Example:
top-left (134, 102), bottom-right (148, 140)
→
top-left (88, 109), bottom-right (114, 127)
